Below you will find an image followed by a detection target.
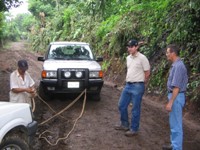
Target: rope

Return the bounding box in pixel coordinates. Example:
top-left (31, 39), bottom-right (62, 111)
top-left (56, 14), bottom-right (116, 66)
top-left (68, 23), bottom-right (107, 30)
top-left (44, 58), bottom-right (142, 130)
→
top-left (39, 89), bottom-right (86, 126)
top-left (32, 89), bottom-right (87, 146)
top-left (37, 94), bottom-right (67, 120)
top-left (38, 89), bottom-right (87, 146)
top-left (31, 98), bottom-right (35, 112)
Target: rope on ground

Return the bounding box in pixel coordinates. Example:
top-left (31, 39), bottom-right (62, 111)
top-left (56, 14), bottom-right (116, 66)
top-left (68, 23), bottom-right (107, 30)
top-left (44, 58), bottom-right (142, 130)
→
top-left (36, 91), bottom-right (67, 120)
top-left (39, 89), bottom-right (86, 126)
top-left (38, 89), bottom-right (87, 146)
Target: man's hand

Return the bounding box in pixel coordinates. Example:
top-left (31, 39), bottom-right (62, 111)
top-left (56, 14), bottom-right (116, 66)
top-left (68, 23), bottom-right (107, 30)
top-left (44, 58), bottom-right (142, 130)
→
top-left (165, 100), bottom-right (173, 112)
top-left (26, 87), bottom-right (34, 93)
top-left (165, 87), bottom-right (180, 112)
top-left (27, 87), bottom-right (36, 97)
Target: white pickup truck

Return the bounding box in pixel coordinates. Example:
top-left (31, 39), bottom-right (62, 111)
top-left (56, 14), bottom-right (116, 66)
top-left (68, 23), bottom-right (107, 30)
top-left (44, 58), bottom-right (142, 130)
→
top-left (38, 41), bottom-right (104, 101)
top-left (0, 102), bottom-right (37, 150)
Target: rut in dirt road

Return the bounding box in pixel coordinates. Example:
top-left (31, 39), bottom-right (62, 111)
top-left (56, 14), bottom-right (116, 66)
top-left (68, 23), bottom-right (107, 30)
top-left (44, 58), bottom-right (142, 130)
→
top-left (0, 42), bottom-right (200, 150)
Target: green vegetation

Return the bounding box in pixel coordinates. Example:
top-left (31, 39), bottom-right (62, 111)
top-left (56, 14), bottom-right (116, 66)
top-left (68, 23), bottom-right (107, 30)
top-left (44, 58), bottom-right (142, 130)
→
top-left (0, 0), bottom-right (22, 12)
top-left (0, 0), bottom-right (199, 105)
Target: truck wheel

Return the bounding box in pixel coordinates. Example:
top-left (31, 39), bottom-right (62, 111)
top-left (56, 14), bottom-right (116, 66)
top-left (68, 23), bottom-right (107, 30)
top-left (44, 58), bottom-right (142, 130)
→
top-left (90, 93), bottom-right (101, 101)
top-left (0, 135), bottom-right (29, 150)
top-left (38, 84), bottom-right (52, 101)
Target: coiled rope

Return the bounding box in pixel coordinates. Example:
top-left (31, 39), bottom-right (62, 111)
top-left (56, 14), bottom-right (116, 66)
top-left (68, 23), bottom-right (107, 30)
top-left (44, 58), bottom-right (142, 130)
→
top-left (31, 89), bottom-right (87, 146)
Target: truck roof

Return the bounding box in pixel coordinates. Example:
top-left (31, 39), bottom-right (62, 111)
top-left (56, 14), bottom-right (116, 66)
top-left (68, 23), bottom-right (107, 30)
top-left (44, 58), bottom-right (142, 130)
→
top-left (50, 41), bottom-right (89, 45)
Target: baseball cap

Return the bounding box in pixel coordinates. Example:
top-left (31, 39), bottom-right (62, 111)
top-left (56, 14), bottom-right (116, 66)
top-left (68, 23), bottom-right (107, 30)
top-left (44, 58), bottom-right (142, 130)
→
top-left (18, 60), bottom-right (28, 71)
top-left (127, 39), bottom-right (138, 47)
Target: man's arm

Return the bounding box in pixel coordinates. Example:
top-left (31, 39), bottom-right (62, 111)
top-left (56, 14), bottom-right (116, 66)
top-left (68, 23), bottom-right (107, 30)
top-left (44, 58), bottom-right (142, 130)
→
top-left (144, 70), bottom-right (150, 83)
top-left (11, 87), bottom-right (35, 94)
top-left (165, 87), bottom-right (180, 112)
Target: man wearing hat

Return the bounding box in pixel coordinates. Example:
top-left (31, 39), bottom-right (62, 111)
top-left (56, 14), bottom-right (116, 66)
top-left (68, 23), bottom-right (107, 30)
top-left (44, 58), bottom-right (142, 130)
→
top-left (9, 59), bottom-right (36, 106)
top-left (115, 39), bottom-right (150, 136)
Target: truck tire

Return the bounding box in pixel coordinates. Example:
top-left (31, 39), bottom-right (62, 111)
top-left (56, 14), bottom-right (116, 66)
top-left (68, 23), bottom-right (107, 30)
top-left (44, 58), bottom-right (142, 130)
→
top-left (0, 135), bottom-right (29, 150)
top-left (38, 83), bottom-right (52, 101)
top-left (90, 93), bottom-right (101, 101)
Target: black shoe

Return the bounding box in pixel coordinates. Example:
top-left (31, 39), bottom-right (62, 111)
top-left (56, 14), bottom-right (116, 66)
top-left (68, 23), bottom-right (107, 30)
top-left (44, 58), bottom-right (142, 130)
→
top-left (162, 145), bottom-right (172, 150)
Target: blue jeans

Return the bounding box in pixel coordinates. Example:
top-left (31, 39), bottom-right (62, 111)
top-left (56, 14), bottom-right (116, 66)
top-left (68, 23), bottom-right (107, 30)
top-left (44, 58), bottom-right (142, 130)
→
top-left (118, 82), bottom-right (145, 131)
top-left (168, 93), bottom-right (185, 150)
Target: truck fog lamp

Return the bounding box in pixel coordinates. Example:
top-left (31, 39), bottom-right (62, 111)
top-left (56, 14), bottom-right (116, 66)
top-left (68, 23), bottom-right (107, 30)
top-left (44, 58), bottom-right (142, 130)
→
top-left (76, 71), bottom-right (83, 78)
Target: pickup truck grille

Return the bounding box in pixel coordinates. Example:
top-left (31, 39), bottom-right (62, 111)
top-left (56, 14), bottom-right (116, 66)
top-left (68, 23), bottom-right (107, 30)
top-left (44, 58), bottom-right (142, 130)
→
top-left (57, 68), bottom-right (89, 88)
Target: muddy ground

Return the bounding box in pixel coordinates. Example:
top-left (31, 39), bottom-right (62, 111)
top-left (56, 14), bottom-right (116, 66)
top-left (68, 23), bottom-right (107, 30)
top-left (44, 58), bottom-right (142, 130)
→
top-left (0, 41), bottom-right (200, 150)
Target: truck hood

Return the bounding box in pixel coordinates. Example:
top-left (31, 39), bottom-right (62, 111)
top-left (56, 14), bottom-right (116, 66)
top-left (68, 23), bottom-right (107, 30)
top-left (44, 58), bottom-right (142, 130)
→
top-left (43, 60), bottom-right (102, 71)
top-left (0, 102), bottom-right (30, 114)
top-left (0, 102), bottom-right (32, 128)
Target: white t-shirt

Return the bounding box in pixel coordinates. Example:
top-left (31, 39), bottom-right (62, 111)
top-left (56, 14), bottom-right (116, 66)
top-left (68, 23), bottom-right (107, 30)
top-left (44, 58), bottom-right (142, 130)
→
top-left (126, 52), bottom-right (150, 82)
top-left (9, 70), bottom-right (35, 106)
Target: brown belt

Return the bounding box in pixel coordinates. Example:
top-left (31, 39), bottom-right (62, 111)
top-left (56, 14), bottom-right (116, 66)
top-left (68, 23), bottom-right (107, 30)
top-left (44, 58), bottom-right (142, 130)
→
top-left (168, 91), bottom-right (185, 93)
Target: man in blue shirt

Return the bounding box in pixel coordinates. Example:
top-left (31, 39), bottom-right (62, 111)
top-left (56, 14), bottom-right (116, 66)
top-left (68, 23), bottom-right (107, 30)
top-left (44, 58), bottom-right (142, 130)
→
top-left (163, 44), bottom-right (188, 150)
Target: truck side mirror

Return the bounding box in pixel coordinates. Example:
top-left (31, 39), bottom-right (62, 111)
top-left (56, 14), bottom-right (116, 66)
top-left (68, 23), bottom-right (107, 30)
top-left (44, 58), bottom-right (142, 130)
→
top-left (96, 56), bottom-right (103, 62)
top-left (38, 57), bottom-right (45, 62)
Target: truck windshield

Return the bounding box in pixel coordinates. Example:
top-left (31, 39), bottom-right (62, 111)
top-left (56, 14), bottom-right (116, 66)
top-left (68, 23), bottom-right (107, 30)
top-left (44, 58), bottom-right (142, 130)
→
top-left (47, 44), bottom-right (94, 60)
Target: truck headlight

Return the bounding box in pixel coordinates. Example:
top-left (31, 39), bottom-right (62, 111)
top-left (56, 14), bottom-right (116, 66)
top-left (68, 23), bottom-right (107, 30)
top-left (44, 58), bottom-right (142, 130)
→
top-left (42, 70), bottom-right (57, 78)
top-left (89, 71), bottom-right (103, 78)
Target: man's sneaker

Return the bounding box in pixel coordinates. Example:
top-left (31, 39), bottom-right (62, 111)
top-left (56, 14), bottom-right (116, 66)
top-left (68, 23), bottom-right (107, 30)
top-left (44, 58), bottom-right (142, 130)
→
top-left (162, 145), bottom-right (172, 150)
top-left (114, 125), bottom-right (129, 131)
top-left (125, 130), bottom-right (138, 137)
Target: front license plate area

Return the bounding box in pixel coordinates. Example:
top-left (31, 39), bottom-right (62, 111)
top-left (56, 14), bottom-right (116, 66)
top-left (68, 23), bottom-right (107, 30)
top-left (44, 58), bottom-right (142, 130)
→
top-left (67, 82), bottom-right (80, 88)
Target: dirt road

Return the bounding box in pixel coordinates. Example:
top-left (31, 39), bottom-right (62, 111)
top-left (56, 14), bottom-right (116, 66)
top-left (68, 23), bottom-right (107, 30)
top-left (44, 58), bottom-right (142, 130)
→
top-left (0, 42), bottom-right (200, 150)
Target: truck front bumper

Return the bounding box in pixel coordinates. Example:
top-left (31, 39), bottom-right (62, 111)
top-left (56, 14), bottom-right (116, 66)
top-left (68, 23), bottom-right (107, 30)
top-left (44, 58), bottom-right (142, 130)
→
top-left (40, 78), bottom-right (104, 94)
top-left (27, 121), bottom-right (37, 144)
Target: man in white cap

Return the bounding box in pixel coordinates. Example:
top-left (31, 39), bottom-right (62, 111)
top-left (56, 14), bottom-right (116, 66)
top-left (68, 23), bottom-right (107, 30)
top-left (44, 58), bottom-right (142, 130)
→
top-left (9, 59), bottom-right (36, 106)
